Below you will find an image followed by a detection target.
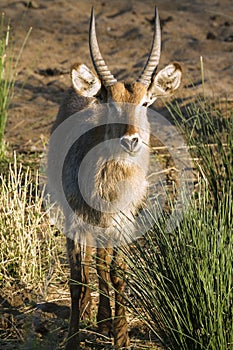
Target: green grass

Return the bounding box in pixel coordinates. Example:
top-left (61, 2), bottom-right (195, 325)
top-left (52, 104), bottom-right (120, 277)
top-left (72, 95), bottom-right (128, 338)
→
top-left (0, 13), bottom-right (31, 155)
top-left (167, 96), bottom-right (232, 204)
top-left (121, 97), bottom-right (233, 349)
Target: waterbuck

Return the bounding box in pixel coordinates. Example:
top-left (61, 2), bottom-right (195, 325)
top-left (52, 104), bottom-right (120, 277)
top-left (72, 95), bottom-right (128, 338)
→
top-left (48, 6), bottom-right (182, 350)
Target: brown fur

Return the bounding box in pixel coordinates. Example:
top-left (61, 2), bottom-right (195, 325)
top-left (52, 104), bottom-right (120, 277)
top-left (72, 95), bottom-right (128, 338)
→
top-left (109, 81), bottom-right (147, 103)
top-left (49, 86), bottom-right (150, 350)
top-left (48, 14), bottom-right (182, 350)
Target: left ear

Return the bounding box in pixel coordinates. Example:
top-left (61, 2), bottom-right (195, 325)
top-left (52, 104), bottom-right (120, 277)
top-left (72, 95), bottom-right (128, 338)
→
top-left (146, 63), bottom-right (182, 105)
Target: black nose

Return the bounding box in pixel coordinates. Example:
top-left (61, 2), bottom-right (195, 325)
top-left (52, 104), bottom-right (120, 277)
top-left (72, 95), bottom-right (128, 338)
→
top-left (120, 135), bottom-right (141, 153)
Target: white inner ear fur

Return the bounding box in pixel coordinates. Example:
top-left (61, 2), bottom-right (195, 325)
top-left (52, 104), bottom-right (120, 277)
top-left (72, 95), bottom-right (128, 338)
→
top-left (71, 64), bottom-right (101, 97)
top-left (144, 63), bottom-right (182, 106)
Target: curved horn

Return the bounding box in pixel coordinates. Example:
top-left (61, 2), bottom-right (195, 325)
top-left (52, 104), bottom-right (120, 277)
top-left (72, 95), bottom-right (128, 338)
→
top-left (89, 7), bottom-right (117, 87)
top-left (137, 7), bottom-right (161, 87)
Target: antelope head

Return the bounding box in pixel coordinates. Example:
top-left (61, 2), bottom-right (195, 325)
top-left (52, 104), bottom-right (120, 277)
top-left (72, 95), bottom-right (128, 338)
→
top-left (70, 7), bottom-right (182, 155)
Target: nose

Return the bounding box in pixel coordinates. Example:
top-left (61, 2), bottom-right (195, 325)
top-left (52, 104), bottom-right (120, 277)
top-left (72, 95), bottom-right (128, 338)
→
top-left (120, 133), bottom-right (142, 153)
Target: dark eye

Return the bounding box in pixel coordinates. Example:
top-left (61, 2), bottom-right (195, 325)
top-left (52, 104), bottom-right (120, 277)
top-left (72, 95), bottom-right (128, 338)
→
top-left (142, 102), bottom-right (148, 107)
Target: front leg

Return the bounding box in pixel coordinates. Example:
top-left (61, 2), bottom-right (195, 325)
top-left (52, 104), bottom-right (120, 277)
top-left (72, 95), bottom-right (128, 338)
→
top-left (66, 237), bottom-right (90, 350)
top-left (96, 246), bottom-right (113, 337)
top-left (110, 247), bottom-right (130, 349)
top-left (80, 244), bottom-right (92, 320)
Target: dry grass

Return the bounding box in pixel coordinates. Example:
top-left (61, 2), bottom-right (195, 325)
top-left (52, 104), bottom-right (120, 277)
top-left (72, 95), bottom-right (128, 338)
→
top-left (0, 153), bottom-right (67, 293)
top-left (0, 154), bottom-right (70, 349)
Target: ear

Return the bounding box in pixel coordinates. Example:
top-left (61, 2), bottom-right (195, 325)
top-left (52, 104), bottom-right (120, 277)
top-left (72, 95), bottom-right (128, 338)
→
top-left (71, 63), bottom-right (101, 97)
top-left (146, 63), bottom-right (182, 105)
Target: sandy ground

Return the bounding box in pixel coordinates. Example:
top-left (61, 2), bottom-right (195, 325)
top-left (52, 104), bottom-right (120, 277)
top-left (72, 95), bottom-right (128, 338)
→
top-left (0, 1), bottom-right (232, 349)
top-left (1, 0), bottom-right (233, 151)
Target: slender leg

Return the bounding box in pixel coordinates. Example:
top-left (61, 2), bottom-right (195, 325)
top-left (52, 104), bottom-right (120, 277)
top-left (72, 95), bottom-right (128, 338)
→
top-left (96, 246), bottom-right (113, 336)
top-left (80, 244), bottom-right (92, 320)
top-left (66, 237), bottom-right (91, 350)
top-left (65, 237), bottom-right (82, 350)
top-left (110, 247), bottom-right (130, 349)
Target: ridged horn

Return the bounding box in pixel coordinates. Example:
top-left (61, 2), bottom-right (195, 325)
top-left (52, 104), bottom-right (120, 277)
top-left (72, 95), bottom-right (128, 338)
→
top-left (137, 7), bottom-right (161, 87)
top-left (89, 7), bottom-right (117, 87)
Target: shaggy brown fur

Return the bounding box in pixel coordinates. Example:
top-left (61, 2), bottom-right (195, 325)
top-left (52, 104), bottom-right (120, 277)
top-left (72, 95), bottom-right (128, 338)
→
top-left (48, 15), bottom-right (182, 349)
top-left (49, 86), bottom-right (150, 350)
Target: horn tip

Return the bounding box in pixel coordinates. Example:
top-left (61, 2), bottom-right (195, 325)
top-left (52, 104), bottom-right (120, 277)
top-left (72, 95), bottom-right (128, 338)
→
top-left (155, 6), bottom-right (159, 23)
top-left (90, 6), bottom-right (95, 21)
top-left (89, 6), bottom-right (95, 37)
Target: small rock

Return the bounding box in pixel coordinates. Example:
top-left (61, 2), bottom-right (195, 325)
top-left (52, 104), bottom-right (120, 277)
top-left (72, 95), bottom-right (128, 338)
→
top-left (206, 31), bottom-right (216, 40)
top-left (224, 35), bottom-right (233, 42)
top-left (224, 21), bottom-right (231, 27)
top-left (24, 1), bottom-right (40, 9)
top-left (211, 21), bottom-right (219, 28)
top-left (37, 67), bottom-right (62, 76)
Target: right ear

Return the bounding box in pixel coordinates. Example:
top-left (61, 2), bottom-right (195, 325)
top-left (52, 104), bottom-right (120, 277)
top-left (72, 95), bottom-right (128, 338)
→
top-left (71, 63), bottom-right (101, 97)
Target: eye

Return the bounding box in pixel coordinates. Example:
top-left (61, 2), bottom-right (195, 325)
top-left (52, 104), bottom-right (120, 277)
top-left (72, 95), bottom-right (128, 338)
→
top-left (142, 102), bottom-right (148, 107)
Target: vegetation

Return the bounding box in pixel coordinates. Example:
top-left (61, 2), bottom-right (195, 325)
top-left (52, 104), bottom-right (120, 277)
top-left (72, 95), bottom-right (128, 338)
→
top-left (0, 23), bottom-right (232, 347)
top-left (0, 154), bottom-right (66, 292)
top-left (0, 153), bottom-right (69, 349)
top-left (121, 97), bottom-right (233, 349)
top-left (0, 14), bottom-right (31, 155)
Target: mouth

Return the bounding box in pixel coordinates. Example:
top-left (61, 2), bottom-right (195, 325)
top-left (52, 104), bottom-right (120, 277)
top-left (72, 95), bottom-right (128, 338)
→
top-left (121, 147), bottom-right (140, 157)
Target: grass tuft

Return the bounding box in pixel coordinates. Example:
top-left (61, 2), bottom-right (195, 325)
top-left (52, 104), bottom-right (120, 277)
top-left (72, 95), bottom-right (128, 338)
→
top-left (0, 154), bottom-right (66, 294)
top-left (0, 13), bottom-right (31, 155)
top-left (121, 96), bottom-right (233, 350)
